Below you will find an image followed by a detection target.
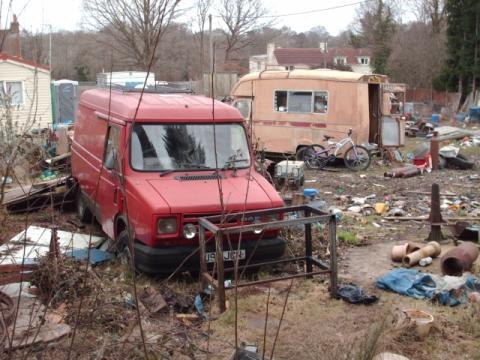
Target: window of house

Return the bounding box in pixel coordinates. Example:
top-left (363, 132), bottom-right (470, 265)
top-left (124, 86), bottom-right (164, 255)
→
top-left (0, 81), bottom-right (24, 106)
top-left (358, 57), bottom-right (369, 65)
top-left (334, 57), bottom-right (347, 66)
top-left (274, 90), bottom-right (288, 112)
top-left (274, 90), bottom-right (329, 114)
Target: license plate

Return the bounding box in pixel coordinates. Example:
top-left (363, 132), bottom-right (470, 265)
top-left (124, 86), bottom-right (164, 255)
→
top-left (206, 249), bottom-right (246, 263)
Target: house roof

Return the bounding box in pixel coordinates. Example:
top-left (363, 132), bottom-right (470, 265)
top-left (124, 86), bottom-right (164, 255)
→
top-left (0, 53), bottom-right (50, 71)
top-left (274, 47), bottom-right (372, 67)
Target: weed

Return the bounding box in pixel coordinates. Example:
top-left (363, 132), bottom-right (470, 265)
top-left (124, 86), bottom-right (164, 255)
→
top-left (338, 230), bottom-right (359, 246)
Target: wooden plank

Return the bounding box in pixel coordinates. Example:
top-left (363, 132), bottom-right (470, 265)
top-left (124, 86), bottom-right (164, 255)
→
top-left (384, 216), bottom-right (480, 221)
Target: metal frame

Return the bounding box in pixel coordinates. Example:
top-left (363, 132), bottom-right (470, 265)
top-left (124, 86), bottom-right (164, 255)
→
top-left (198, 205), bottom-right (338, 312)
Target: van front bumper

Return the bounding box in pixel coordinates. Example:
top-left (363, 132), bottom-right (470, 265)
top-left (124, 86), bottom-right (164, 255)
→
top-left (133, 236), bottom-right (286, 275)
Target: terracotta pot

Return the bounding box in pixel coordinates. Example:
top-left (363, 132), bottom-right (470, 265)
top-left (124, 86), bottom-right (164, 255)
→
top-left (391, 242), bottom-right (421, 262)
top-left (440, 242), bottom-right (479, 276)
top-left (403, 241), bottom-right (441, 267)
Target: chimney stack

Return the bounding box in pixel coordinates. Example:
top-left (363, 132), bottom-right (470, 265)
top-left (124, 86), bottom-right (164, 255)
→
top-left (266, 42), bottom-right (275, 65)
top-left (10, 14), bottom-right (20, 33)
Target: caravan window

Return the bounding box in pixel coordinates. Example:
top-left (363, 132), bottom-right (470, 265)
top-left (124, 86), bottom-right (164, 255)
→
top-left (288, 91), bottom-right (312, 113)
top-left (274, 90), bottom-right (329, 114)
top-left (274, 91), bottom-right (288, 112)
top-left (313, 92), bottom-right (328, 113)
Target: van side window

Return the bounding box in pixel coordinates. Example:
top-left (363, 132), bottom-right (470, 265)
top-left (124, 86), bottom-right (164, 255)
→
top-left (104, 126), bottom-right (120, 170)
top-left (314, 91), bottom-right (328, 113)
top-left (233, 100), bottom-right (251, 120)
top-left (274, 91), bottom-right (288, 112)
top-left (288, 91), bottom-right (312, 113)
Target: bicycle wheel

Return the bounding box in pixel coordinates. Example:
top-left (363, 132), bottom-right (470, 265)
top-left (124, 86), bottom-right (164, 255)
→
top-left (304, 144), bottom-right (327, 169)
top-left (344, 145), bottom-right (371, 171)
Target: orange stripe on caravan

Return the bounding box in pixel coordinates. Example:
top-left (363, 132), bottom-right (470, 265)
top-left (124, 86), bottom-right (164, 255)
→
top-left (255, 120), bottom-right (326, 128)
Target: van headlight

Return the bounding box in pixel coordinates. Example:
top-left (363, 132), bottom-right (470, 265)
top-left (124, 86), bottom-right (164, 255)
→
top-left (157, 217), bottom-right (177, 235)
top-left (183, 223), bottom-right (197, 239)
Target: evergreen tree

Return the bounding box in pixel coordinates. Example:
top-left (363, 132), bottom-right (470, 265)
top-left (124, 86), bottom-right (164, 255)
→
top-left (351, 0), bottom-right (396, 75)
top-left (434, 0), bottom-right (480, 100)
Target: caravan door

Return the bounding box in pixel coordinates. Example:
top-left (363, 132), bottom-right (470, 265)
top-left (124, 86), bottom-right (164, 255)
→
top-left (380, 83), bottom-right (407, 147)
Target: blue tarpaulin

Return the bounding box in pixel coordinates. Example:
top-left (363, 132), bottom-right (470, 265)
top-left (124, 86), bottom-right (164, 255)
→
top-left (66, 249), bottom-right (113, 265)
top-left (376, 268), bottom-right (480, 306)
top-left (377, 268), bottom-right (436, 299)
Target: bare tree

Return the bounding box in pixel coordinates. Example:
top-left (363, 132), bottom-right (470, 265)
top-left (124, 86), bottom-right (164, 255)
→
top-left (409, 0), bottom-right (446, 33)
top-left (218, 0), bottom-right (270, 62)
top-left (388, 21), bottom-right (446, 88)
top-left (193, 0), bottom-right (212, 77)
top-left (83, 0), bottom-right (181, 70)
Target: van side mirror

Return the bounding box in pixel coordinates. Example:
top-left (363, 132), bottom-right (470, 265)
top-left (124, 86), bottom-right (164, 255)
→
top-left (104, 149), bottom-right (117, 170)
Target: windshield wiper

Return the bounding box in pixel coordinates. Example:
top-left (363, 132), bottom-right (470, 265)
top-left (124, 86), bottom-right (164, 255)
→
top-left (177, 163), bottom-right (212, 170)
top-left (222, 158), bottom-right (249, 170)
top-left (159, 169), bottom-right (176, 177)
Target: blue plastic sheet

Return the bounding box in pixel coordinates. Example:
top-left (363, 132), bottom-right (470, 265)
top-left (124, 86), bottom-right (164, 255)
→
top-left (66, 249), bottom-right (113, 265)
top-left (376, 268), bottom-right (480, 306)
top-left (376, 268), bottom-right (436, 299)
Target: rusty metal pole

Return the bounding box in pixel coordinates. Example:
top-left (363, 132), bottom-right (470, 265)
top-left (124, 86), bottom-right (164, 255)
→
top-left (199, 225), bottom-right (207, 289)
top-left (215, 233), bottom-right (226, 312)
top-left (430, 131), bottom-right (440, 170)
top-left (426, 183), bottom-right (445, 241)
top-left (328, 215), bottom-right (338, 298)
top-left (304, 208), bottom-right (313, 277)
top-left (49, 226), bottom-right (60, 259)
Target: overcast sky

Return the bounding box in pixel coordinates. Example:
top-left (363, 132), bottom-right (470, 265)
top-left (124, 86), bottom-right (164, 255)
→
top-left (4, 0), bottom-right (360, 35)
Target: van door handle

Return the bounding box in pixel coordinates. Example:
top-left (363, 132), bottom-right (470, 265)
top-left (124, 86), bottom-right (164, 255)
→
top-left (113, 188), bottom-right (118, 205)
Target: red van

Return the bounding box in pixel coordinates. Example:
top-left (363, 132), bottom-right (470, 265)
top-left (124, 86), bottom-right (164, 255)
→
top-left (71, 88), bottom-right (285, 274)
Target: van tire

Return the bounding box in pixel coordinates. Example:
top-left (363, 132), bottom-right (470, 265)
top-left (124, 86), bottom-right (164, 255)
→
top-left (117, 230), bottom-right (136, 270)
top-left (76, 193), bottom-right (93, 223)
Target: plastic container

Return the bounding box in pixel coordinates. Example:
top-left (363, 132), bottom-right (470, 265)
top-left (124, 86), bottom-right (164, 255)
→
top-left (303, 188), bottom-right (319, 198)
top-left (455, 112), bottom-right (466, 122)
top-left (419, 257), bottom-right (432, 266)
top-left (413, 158), bottom-right (427, 166)
top-left (403, 309), bottom-right (434, 338)
top-left (431, 114), bottom-right (440, 123)
top-left (469, 106), bottom-right (480, 122)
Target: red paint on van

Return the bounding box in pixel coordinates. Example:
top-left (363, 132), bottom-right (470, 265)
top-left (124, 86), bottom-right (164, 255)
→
top-left (71, 89), bottom-right (285, 274)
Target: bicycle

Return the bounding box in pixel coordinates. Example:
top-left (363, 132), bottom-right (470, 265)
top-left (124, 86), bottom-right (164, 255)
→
top-left (302, 129), bottom-right (372, 171)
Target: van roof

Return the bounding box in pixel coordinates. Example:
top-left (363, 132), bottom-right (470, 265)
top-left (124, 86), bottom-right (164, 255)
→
top-left (241, 69), bottom-right (385, 82)
top-left (79, 88), bottom-right (243, 122)
top-left (231, 69), bottom-right (388, 96)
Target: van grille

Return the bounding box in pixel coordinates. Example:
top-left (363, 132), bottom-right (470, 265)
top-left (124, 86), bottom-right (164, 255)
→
top-left (176, 173), bottom-right (224, 181)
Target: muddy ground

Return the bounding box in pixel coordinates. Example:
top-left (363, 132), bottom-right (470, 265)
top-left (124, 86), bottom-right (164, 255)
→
top-left (1, 137), bottom-right (480, 359)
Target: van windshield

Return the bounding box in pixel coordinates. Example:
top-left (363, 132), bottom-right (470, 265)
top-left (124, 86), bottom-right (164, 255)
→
top-left (131, 123), bottom-right (251, 171)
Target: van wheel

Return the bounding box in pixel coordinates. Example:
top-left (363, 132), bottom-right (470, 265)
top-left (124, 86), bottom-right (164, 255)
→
top-left (76, 193), bottom-right (93, 223)
top-left (117, 230), bottom-right (139, 273)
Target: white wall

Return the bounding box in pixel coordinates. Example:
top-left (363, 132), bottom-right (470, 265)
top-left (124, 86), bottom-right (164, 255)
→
top-left (0, 61), bottom-right (52, 131)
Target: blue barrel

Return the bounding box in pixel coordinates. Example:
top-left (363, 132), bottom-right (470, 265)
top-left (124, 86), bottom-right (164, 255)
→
top-left (469, 107), bottom-right (480, 122)
top-left (304, 188), bottom-right (318, 198)
top-left (431, 114), bottom-right (440, 123)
